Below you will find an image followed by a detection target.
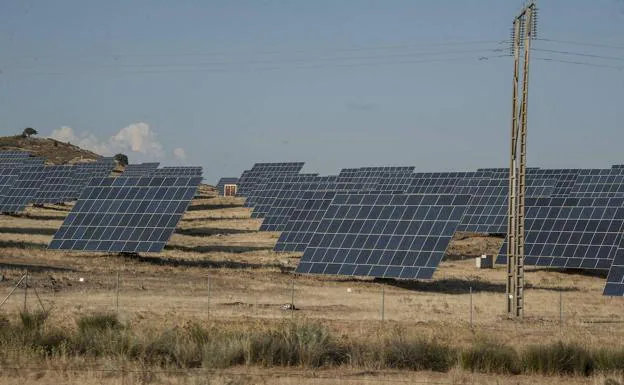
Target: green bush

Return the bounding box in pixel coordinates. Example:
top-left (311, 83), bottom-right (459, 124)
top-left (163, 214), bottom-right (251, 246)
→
top-left (522, 342), bottom-right (594, 376)
top-left (461, 339), bottom-right (520, 374)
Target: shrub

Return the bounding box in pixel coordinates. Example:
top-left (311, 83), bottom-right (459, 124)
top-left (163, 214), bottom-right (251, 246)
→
top-left (143, 329), bottom-right (202, 368)
top-left (522, 342), bottom-right (594, 376)
top-left (77, 313), bottom-right (122, 333)
top-left (593, 347), bottom-right (624, 372)
top-left (248, 321), bottom-right (346, 368)
top-left (461, 339), bottom-right (520, 374)
top-left (20, 310), bottom-right (48, 331)
top-left (380, 332), bottom-right (456, 372)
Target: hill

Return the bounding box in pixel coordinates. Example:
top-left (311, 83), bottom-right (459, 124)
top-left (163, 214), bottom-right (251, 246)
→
top-left (0, 135), bottom-right (101, 164)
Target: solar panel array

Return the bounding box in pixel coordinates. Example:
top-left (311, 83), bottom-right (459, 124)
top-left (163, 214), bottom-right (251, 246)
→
top-left (605, 236), bottom-right (624, 295)
top-left (0, 151), bottom-right (31, 160)
top-left (214, 161), bottom-right (624, 295)
top-left (122, 163), bottom-right (160, 177)
top-left (453, 177), bottom-right (556, 234)
top-left (152, 167), bottom-right (203, 177)
top-left (250, 174), bottom-right (319, 219)
top-left (237, 162), bottom-right (305, 198)
top-left (49, 176), bottom-right (201, 253)
top-left (31, 165), bottom-right (77, 204)
top-left (497, 197), bottom-right (624, 269)
top-left (296, 193), bottom-right (470, 279)
top-left (0, 165), bottom-right (47, 212)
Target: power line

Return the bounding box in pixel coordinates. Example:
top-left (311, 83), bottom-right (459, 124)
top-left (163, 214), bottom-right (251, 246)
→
top-left (4, 54), bottom-right (509, 76)
top-left (3, 47), bottom-right (506, 72)
top-left (533, 48), bottom-right (624, 62)
top-left (533, 57), bottom-right (624, 70)
top-left (536, 37), bottom-right (624, 51)
top-left (5, 39), bottom-right (508, 61)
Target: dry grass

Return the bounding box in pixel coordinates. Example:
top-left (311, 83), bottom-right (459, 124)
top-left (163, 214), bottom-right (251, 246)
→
top-left (0, 136), bottom-right (99, 164)
top-left (2, 195), bottom-right (624, 384)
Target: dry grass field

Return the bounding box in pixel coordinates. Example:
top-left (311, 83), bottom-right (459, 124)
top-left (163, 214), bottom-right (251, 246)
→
top-left (1, 189), bottom-right (624, 384)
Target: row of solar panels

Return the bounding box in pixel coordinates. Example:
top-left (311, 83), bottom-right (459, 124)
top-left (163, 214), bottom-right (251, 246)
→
top-left (217, 162), bottom-right (624, 296)
top-left (0, 151), bottom-right (204, 254)
top-left (0, 152), bottom-right (202, 213)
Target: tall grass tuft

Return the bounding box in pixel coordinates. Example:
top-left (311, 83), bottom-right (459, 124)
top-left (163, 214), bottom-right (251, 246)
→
top-left (249, 321), bottom-right (347, 368)
top-left (593, 347), bottom-right (624, 372)
top-left (380, 330), bottom-right (456, 372)
top-left (522, 342), bottom-right (594, 376)
top-left (461, 339), bottom-right (520, 374)
top-left (20, 309), bottom-right (48, 331)
top-left (73, 313), bottom-right (133, 357)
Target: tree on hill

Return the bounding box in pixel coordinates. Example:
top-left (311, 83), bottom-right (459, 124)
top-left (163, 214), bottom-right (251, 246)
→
top-left (22, 127), bottom-right (38, 138)
top-left (114, 153), bottom-right (129, 166)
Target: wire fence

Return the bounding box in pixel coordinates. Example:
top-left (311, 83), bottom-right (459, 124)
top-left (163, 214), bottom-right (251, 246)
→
top-left (2, 268), bottom-right (624, 336)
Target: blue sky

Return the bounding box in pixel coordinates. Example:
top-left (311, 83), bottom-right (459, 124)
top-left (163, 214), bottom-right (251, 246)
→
top-left (1, 0), bottom-right (623, 183)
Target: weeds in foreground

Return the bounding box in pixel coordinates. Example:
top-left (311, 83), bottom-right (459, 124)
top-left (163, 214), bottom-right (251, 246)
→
top-left (2, 310), bottom-right (624, 377)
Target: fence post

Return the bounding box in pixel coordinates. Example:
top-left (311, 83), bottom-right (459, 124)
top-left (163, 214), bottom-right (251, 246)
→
top-left (381, 286), bottom-right (385, 322)
top-left (559, 290), bottom-right (563, 329)
top-left (0, 274), bottom-right (26, 311)
top-left (116, 271), bottom-right (120, 314)
top-left (207, 276), bottom-right (211, 319)
top-left (290, 280), bottom-right (296, 319)
top-left (469, 285), bottom-right (473, 329)
top-left (23, 270), bottom-right (28, 312)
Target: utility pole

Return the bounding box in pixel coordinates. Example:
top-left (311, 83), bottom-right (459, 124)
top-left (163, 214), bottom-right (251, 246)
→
top-left (507, 2), bottom-right (537, 319)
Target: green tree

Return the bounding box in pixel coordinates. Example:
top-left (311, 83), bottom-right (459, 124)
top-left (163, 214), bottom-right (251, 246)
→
top-left (22, 127), bottom-right (38, 138)
top-left (114, 153), bottom-right (129, 166)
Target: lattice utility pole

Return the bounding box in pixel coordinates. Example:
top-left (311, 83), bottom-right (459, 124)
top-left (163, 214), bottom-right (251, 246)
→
top-left (507, 2), bottom-right (537, 319)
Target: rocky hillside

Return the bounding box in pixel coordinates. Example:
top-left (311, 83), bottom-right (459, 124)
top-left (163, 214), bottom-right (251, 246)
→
top-left (0, 135), bottom-right (100, 164)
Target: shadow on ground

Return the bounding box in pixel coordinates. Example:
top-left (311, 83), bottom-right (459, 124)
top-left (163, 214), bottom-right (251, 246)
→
top-left (123, 253), bottom-right (293, 272)
top-left (372, 277), bottom-right (580, 294)
top-left (0, 240), bottom-right (47, 250)
top-left (165, 244), bottom-right (274, 254)
top-left (0, 227), bottom-right (57, 236)
top-left (175, 228), bottom-right (258, 237)
top-left (0, 261), bottom-right (76, 273)
top-left (187, 203), bottom-right (245, 211)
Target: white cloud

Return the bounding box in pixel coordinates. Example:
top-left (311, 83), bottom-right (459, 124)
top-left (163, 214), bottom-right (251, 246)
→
top-left (173, 147), bottom-right (187, 161)
top-left (49, 123), bottom-right (165, 160)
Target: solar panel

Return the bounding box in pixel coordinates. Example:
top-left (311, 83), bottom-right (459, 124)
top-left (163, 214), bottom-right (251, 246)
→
top-left (250, 174), bottom-right (319, 219)
top-left (0, 151), bottom-right (31, 160)
top-left (275, 190), bottom-right (341, 252)
top-left (121, 163), bottom-right (160, 177)
top-left (528, 168), bottom-right (582, 197)
top-left (405, 172), bottom-right (476, 194)
top-left (69, 162), bottom-right (116, 199)
top-left (48, 176), bottom-right (201, 253)
top-left (454, 177), bottom-right (556, 234)
top-left (569, 168), bottom-right (624, 198)
top-left (604, 235), bottom-right (624, 296)
top-left (152, 167), bottom-right (203, 177)
top-left (0, 165), bottom-right (48, 213)
top-left (296, 193), bottom-right (470, 279)
top-left (497, 196), bottom-right (624, 269)
top-left (31, 165), bottom-right (77, 204)
top-left (0, 168), bottom-right (20, 202)
top-left (237, 162), bottom-right (305, 197)
top-left (259, 176), bottom-right (337, 231)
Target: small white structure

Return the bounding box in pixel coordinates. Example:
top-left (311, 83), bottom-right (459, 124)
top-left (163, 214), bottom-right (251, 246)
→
top-left (476, 255), bottom-right (494, 269)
